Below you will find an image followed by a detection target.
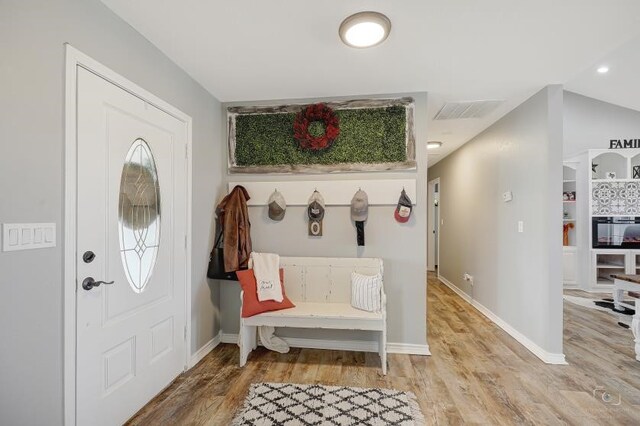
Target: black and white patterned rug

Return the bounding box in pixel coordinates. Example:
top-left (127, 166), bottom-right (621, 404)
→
top-left (232, 382), bottom-right (425, 426)
top-left (563, 295), bottom-right (634, 328)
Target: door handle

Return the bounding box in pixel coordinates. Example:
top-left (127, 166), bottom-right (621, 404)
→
top-left (82, 277), bottom-right (115, 291)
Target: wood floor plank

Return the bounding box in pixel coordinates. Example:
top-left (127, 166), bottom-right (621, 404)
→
top-left (126, 273), bottom-right (640, 425)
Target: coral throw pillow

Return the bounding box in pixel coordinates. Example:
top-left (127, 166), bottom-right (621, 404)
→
top-left (237, 268), bottom-right (295, 318)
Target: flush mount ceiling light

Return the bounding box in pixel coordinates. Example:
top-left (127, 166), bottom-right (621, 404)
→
top-left (427, 141), bottom-right (443, 150)
top-left (339, 11), bottom-right (391, 48)
top-left (597, 66), bottom-right (610, 74)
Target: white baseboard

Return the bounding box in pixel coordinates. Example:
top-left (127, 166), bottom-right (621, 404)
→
top-left (387, 343), bottom-right (431, 355)
top-left (221, 332), bottom-right (238, 344)
top-left (437, 275), bottom-right (567, 365)
top-left (438, 275), bottom-right (472, 303)
top-left (189, 331), bottom-right (222, 368)
top-left (470, 300), bottom-right (567, 365)
top-left (221, 333), bottom-right (430, 356)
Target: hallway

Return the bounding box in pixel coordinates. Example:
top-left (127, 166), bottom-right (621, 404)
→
top-left (127, 273), bottom-right (640, 425)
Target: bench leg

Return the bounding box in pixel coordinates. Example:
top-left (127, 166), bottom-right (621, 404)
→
top-left (633, 300), bottom-right (640, 362)
top-left (613, 285), bottom-right (625, 311)
top-left (239, 324), bottom-right (257, 367)
top-left (379, 329), bottom-right (387, 375)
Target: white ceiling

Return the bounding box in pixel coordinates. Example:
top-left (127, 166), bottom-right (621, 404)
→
top-left (566, 34), bottom-right (640, 114)
top-left (101, 0), bottom-right (640, 166)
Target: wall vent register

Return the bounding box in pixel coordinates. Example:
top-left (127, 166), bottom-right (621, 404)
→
top-left (434, 100), bottom-right (503, 120)
top-left (118, 138), bottom-right (161, 293)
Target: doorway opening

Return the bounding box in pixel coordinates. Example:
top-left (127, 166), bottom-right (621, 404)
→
top-left (427, 178), bottom-right (440, 273)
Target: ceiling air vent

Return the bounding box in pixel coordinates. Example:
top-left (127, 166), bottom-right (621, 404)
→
top-left (434, 100), bottom-right (503, 120)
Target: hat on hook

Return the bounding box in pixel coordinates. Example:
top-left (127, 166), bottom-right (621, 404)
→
top-left (394, 189), bottom-right (413, 223)
top-left (307, 190), bottom-right (325, 236)
top-left (268, 189), bottom-right (286, 221)
top-left (351, 189), bottom-right (369, 222)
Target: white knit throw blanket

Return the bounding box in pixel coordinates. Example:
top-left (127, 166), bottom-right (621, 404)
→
top-left (249, 252), bottom-right (283, 302)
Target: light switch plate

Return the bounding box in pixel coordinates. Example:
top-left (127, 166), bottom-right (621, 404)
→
top-left (2, 223), bottom-right (56, 251)
top-left (502, 191), bottom-right (513, 202)
top-left (518, 221), bottom-right (524, 233)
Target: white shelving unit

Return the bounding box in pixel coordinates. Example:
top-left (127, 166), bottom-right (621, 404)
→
top-left (587, 148), bottom-right (640, 291)
top-left (592, 250), bottom-right (640, 288)
top-left (592, 250), bottom-right (626, 286)
top-left (591, 151), bottom-right (629, 180)
top-left (562, 163), bottom-right (578, 287)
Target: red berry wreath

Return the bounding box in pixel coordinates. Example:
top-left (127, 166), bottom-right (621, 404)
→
top-left (293, 103), bottom-right (340, 151)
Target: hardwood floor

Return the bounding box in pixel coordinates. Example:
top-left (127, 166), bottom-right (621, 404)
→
top-left (127, 274), bottom-right (640, 425)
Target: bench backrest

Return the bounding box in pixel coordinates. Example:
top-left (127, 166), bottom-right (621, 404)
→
top-left (280, 257), bottom-right (383, 304)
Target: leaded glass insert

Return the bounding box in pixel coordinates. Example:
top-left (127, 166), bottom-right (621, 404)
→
top-left (118, 138), bottom-right (161, 293)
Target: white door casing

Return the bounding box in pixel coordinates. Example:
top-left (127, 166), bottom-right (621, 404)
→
top-left (427, 178), bottom-right (440, 272)
top-left (64, 46), bottom-right (192, 426)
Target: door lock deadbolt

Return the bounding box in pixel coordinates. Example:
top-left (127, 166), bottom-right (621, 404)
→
top-left (82, 251), bottom-right (96, 263)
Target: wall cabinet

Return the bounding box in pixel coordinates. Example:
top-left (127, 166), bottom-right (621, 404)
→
top-left (562, 164), bottom-right (577, 246)
top-left (563, 246), bottom-right (577, 287)
top-left (562, 162), bottom-right (579, 288)
top-left (586, 149), bottom-right (640, 291)
top-left (591, 249), bottom-right (640, 289)
top-left (564, 149), bottom-right (640, 291)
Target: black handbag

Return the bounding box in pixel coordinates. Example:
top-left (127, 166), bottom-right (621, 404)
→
top-left (207, 231), bottom-right (239, 281)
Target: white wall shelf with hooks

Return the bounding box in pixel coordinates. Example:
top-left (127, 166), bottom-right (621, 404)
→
top-left (228, 179), bottom-right (417, 206)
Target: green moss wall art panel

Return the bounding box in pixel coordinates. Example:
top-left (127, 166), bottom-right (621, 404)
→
top-left (227, 97), bottom-right (416, 173)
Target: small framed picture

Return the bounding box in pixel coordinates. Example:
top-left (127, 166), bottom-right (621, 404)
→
top-left (606, 171), bottom-right (617, 179)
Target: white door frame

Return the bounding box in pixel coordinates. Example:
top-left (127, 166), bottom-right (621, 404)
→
top-left (63, 44), bottom-right (193, 426)
top-left (427, 177), bottom-right (440, 273)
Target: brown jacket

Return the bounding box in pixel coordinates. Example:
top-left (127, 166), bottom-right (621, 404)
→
top-left (216, 185), bottom-right (252, 272)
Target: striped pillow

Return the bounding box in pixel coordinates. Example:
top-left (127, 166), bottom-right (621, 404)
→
top-left (350, 272), bottom-right (382, 312)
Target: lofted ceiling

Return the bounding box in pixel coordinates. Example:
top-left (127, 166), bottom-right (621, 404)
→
top-left (566, 34), bottom-right (640, 114)
top-left (101, 0), bottom-right (640, 166)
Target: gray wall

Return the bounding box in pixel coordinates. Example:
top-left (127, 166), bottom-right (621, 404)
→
top-left (0, 1), bottom-right (223, 425)
top-left (564, 91), bottom-right (640, 158)
top-left (219, 93), bottom-right (429, 347)
top-left (428, 86), bottom-right (564, 356)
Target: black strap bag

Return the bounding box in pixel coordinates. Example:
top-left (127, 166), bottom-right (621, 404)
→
top-left (207, 231), bottom-right (238, 281)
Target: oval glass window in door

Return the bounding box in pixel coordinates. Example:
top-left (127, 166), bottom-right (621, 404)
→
top-left (118, 138), bottom-right (161, 293)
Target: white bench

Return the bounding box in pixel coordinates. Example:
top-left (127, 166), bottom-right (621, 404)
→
top-left (239, 257), bottom-right (387, 374)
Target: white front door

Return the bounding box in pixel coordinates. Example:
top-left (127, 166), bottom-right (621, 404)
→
top-left (75, 67), bottom-right (188, 426)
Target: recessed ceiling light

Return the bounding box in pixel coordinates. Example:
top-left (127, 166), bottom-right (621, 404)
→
top-left (339, 12), bottom-right (391, 48)
top-left (597, 66), bottom-right (610, 74)
top-left (427, 141), bottom-right (443, 150)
